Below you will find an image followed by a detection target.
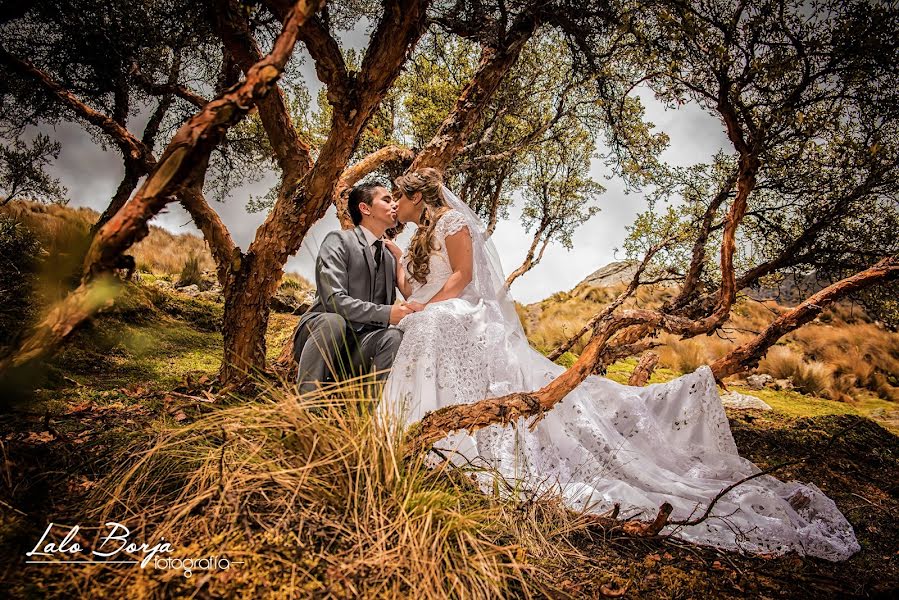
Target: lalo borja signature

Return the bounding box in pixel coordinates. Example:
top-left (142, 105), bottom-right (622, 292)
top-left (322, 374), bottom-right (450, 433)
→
top-left (26, 522), bottom-right (173, 568)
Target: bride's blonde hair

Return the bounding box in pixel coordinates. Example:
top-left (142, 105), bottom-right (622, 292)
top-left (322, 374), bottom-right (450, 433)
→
top-left (395, 168), bottom-right (449, 284)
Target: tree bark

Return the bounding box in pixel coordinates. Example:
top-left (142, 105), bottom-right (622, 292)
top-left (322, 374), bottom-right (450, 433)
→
top-left (709, 256), bottom-right (899, 379)
top-left (0, 0), bottom-right (324, 377)
top-left (627, 351), bottom-right (659, 386)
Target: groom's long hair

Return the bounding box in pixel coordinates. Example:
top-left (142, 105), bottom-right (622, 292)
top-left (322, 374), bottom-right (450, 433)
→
top-left (396, 168), bottom-right (449, 284)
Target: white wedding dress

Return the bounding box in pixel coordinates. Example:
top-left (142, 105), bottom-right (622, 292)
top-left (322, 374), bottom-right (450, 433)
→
top-left (383, 194), bottom-right (860, 561)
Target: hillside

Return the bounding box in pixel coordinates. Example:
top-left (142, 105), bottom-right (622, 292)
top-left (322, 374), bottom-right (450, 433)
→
top-left (0, 200), bottom-right (312, 356)
top-left (522, 269), bottom-right (899, 433)
top-left (1, 202), bottom-right (898, 597)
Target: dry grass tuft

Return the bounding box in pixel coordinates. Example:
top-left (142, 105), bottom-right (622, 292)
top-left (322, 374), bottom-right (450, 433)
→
top-left (658, 338), bottom-right (708, 374)
top-left (176, 253), bottom-right (203, 288)
top-left (64, 377), bottom-right (587, 598)
top-left (759, 346), bottom-right (804, 381)
top-left (758, 346), bottom-right (834, 398)
top-left (791, 360), bottom-right (835, 398)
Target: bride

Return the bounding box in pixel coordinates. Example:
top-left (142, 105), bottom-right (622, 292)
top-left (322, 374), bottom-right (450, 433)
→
top-left (381, 168), bottom-right (859, 561)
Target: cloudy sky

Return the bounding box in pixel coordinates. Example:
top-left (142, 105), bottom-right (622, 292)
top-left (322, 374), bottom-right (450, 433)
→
top-left (38, 27), bottom-right (730, 305)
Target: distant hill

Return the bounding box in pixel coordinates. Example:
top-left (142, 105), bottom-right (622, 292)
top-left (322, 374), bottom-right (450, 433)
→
top-left (577, 260), bottom-right (826, 305)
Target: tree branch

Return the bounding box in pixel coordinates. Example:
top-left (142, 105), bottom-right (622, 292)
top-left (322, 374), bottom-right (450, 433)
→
top-left (215, 0), bottom-right (314, 180)
top-left (709, 255), bottom-right (899, 379)
top-left (547, 236), bottom-right (671, 361)
top-left (411, 12), bottom-right (540, 171)
top-left (264, 1), bottom-right (351, 98)
top-left (0, 46), bottom-right (150, 168)
top-left (179, 186), bottom-right (240, 287)
top-left (246, 0), bottom-right (428, 268)
top-left (0, 0), bottom-right (324, 375)
top-left (669, 168), bottom-right (738, 310)
top-left (298, 17), bottom-right (351, 98)
top-left (130, 61), bottom-right (208, 108)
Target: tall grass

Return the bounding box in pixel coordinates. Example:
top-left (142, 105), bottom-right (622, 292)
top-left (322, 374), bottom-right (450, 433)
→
top-left (65, 378), bottom-right (588, 598)
top-left (657, 338), bottom-right (708, 374)
top-left (758, 346), bottom-right (835, 398)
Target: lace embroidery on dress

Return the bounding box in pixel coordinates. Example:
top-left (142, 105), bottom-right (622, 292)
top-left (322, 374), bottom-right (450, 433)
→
top-left (401, 209), bottom-right (470, 300)
top-left (391, 210), bottom-right (491, 414)
top-left (383, 201), bottom-right (860, 562)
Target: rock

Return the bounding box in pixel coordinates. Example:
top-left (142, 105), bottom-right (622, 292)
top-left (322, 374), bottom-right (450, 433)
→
top-left (197, 290), bottom-right (221, 302)
top-left (178, 284), bottom-right (201, 297)
top-left (154, 279), bottom-right (174, 290)
top-left (720, 391), bottom-right (772, 411)
top-left (578, 261), bottom-right (640, 288)
top-left (271, 288), bottom-right (312, 314)
top-left (773, 378), bottom-right (794, 391)
top-left (746, 374), bottom-right (774, 389)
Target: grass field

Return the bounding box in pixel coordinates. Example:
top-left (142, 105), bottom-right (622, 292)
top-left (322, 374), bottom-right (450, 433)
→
top-left (2, 201), bottom-right (898, 597)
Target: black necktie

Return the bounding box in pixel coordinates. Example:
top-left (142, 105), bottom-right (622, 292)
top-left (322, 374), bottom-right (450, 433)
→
top-left (373, 240), bottom-right (383, 269)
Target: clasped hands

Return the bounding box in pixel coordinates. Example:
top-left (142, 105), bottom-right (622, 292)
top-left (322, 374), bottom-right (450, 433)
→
top-left (389, 299), bottom-right (426, 325)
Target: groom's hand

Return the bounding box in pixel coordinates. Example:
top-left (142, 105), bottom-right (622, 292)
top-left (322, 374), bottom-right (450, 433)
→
top-left (404, 301), bottom-right (426, 312)
top-left (389, 302), bottom-right (419, 325)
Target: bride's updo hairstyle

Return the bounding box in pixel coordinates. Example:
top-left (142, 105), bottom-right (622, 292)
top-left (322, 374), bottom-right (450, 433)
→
top-left (395, 168), bottom-right (450, 284)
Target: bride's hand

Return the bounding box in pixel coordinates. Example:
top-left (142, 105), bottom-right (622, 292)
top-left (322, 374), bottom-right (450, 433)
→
top-left (383, 239), bottom-right (403, 260)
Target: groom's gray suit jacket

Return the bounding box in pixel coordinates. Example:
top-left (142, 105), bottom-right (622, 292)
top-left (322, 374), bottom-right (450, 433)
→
top-left (298, 226), bottom-right (397, 333)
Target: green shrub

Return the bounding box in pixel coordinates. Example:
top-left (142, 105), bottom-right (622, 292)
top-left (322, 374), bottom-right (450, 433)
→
top-left (176, 252), bottom-right (203, 288)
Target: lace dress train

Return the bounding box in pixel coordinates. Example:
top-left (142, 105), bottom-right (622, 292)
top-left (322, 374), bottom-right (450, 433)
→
top-left (383, 208), bottom-right (859, 561)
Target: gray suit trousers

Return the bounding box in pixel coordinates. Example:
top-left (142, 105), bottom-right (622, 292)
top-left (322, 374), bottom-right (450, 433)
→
top-left (294, 312), bottom-right (403, 394)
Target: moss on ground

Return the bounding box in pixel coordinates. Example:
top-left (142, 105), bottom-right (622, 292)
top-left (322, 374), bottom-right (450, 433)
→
top-left (36, 285), bottom-right (224, 402)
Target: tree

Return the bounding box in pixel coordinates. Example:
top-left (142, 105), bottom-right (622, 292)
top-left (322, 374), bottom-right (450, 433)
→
top-left (390, 30), bottom-right (619, 285)
top-left (410, 0), bottom-right (899, 456)
top-left (0, 0), bottom-right (221, 234)
top-left (1, 0), bottom-right (565, 382)
top-left (0, 0), bottom-right (324, 377)
top-left (0, 134), bottom-right (67, 205)
top-left (505, 133), bottom-right (602, 287)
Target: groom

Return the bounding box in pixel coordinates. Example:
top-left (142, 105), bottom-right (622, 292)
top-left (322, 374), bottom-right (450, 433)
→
top-left (291, 182), bottom-right (419, 394)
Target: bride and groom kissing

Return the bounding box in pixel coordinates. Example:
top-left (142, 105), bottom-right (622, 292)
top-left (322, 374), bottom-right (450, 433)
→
top-left (290, 168), bottom-right (860, 562)
top-left (290, 168), bottom-right (444, 395)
